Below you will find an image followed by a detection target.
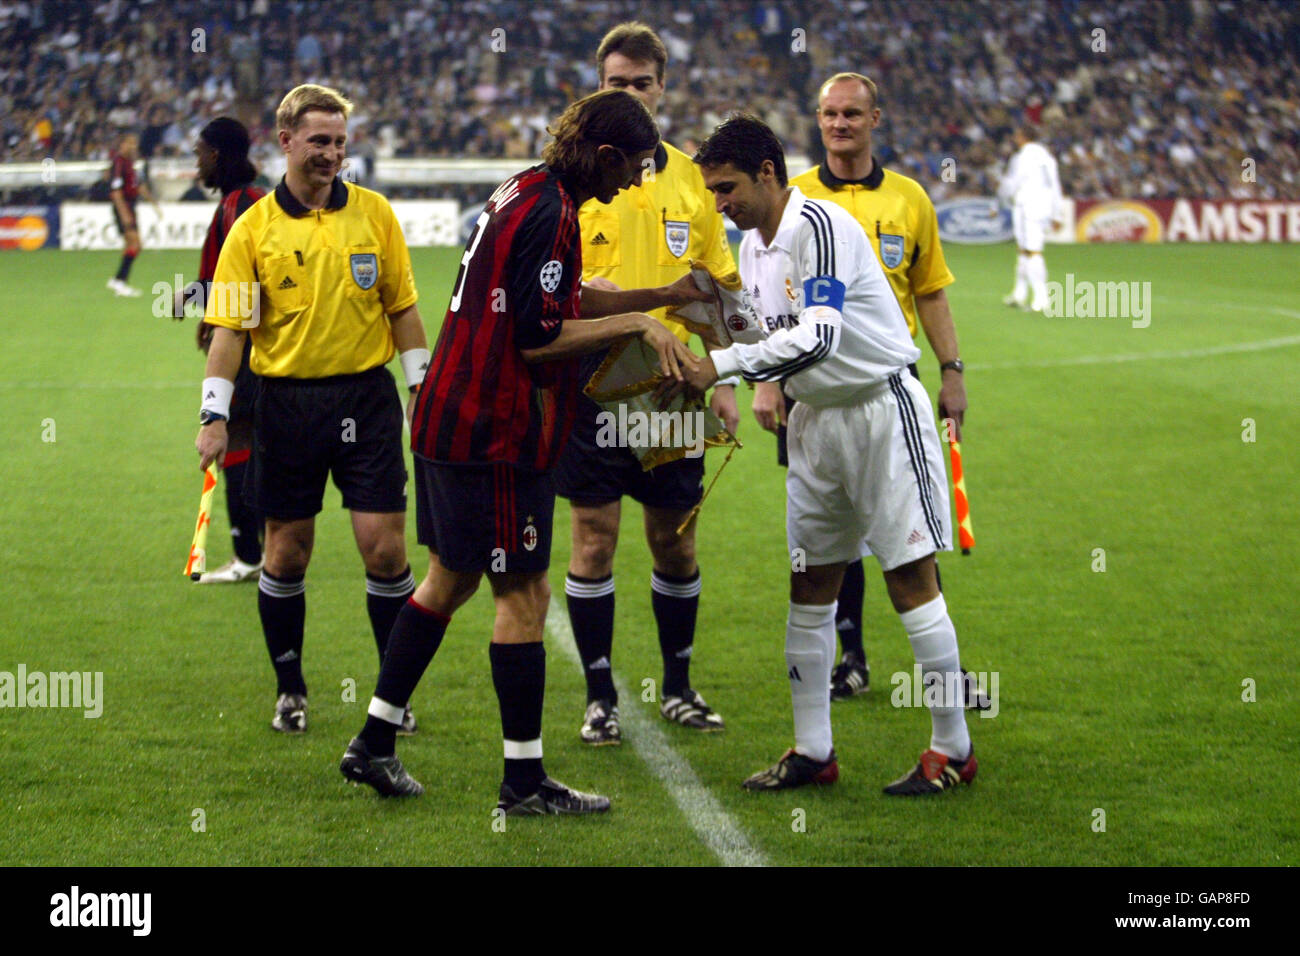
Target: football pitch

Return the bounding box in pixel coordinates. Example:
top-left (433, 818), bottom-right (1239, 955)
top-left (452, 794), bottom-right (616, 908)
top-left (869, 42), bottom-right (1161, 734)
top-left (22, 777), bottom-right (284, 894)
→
top-left (1, 241), bottom-right (1296, 867)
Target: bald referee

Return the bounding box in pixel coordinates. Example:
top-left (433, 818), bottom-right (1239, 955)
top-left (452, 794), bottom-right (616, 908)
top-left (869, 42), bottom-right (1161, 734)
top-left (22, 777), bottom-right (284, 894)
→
top-left (762, 72), bottom-right (967, 701)
top-left (196, 84), bottom-right (429, 736)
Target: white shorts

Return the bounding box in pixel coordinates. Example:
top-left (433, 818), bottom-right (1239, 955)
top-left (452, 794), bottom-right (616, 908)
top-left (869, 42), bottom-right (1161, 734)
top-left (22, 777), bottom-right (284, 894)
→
top-left (1013, 202), bottom-right (1052, 252)
top-left (786, 371), bottom-right (952, 571)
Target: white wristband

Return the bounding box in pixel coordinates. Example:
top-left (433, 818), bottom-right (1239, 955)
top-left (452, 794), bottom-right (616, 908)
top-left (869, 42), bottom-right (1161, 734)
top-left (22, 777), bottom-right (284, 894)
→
top-left (399, 348), bottom-right (431, 391)
top-left (201, 377), bottom-right (234, 417)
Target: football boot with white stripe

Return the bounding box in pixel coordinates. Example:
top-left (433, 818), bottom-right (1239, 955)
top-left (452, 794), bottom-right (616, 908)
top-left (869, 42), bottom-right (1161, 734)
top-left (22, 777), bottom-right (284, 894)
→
top-left (742, 748), bottom-right (839, 791)
top-left (883, 746), bottom-right (978, 796)
top-left (271, 693), bottom-right (307, 733)
top-left (496, 777), bottom-right (610, 816)
top-left (829, 652), bottom-right (870, 700)
top-left (580, 699), bottom-right (621, 745)
top-left (659, 688), bottom-right (725, 731)
top-left (339, 737), bottom-right (424, 797)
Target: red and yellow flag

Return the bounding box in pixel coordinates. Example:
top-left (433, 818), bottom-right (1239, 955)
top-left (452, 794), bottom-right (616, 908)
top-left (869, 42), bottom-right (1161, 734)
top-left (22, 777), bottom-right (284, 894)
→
top-left (184, 463), bottom-right (220, 579)
top-left (946, 433), bottom-right (974, 554)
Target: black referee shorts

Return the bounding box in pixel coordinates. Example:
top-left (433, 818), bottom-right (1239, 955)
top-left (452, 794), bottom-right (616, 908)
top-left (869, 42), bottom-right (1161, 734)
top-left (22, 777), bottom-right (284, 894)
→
top-left (552, 391), bottom-right (704, 511)
top-left (228, 336), bottom-right (259, 434)
top-left (776, 362), bottom-right (921, 466)
top-left (414, 458), bottom-right (555, 574)
top-left (247, 365), bottom-right (407, 520)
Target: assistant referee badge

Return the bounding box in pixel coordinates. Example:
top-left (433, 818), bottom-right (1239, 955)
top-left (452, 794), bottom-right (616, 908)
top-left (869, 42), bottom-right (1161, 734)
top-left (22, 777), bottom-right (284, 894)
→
top-left (879, 233), bottom-right (905, 269)
top-left (350, 253), bottom-right (378, 290)
top-left (665, 220), bottom-right (690, 258)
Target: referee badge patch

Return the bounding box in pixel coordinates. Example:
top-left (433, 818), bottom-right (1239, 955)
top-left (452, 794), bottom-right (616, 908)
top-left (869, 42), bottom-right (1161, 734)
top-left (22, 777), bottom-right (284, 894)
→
top-left (879, 233), bottom-right (905, 269)
top-left (665, 220), bottom-right (690, 258)
top-left (350, 253), bottom-right (378, 290)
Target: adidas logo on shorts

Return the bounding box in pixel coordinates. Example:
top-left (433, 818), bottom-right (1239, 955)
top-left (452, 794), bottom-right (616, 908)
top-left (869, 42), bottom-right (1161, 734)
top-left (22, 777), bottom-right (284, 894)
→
top-left (907, 529), bottom-right (926, 545)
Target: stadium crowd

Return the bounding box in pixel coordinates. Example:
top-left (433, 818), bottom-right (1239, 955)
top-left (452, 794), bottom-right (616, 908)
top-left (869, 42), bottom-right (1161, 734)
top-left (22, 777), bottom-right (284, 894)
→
top-left (1, 0), bottom-right (1297, 200)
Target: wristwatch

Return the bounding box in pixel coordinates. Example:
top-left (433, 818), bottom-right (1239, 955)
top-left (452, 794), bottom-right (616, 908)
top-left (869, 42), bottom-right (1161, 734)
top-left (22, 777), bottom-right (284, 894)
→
top-left (198, 409), bottom-right (228, 426)
top-left (939, 359), bottom-right (964, 374)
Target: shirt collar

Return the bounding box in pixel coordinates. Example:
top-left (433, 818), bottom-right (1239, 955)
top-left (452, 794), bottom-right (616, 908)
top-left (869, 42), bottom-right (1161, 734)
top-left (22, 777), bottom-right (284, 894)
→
top-left (653, 142), bottom-right (668, 173)
top-left (274, 175), bottom-right (349, 217)
top-left (817, 155), bottom-right (884, 190)
top-left (754, 185), bottom-right (808, 254)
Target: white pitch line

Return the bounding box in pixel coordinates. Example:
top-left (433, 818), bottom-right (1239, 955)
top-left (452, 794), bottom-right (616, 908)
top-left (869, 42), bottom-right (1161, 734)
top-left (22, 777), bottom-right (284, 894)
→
top-left (967, 334), bottom-right (1300, 372)
top-left (545, 602), bottom-right (768, 867)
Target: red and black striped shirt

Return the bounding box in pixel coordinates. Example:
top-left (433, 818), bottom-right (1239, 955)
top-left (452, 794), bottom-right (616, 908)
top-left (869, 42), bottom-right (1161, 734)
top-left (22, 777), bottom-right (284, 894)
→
top-left (199, 184), bottom-right (265, 284)
top-left (411, 165), bottom-right (584, 472)
top-left (108, 154), bottom-right (138, 203)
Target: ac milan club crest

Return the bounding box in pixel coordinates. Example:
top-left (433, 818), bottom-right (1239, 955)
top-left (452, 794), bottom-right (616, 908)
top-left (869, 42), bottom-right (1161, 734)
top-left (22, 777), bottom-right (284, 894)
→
top-left (522, 520), bottom-right (538, 551)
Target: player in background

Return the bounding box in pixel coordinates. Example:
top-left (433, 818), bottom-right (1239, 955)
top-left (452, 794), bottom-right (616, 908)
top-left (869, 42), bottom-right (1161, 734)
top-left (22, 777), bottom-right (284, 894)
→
top-left (998, 125), bottom-right (1065, 312)
top-left (781, 73), bottom-right (966, 700)
top-left (554, 23), bottom-right (738, 747)
top-left (106, 133), bottom-right (162, 297)
top-left (339, 90), bottom-right (707, 812)
top-left (196, 85), bottom-right (428, 737)
top-left (691, 115), bottom-right (977, 795)
top-left (176, 118), bottom-right (266, 583)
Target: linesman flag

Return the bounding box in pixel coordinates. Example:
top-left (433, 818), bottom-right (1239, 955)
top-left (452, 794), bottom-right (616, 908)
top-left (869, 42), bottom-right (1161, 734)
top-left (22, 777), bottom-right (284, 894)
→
top-left (184, 463), bottom-right (219, 579)
top-left (944, 425), bottom-right (975, 554)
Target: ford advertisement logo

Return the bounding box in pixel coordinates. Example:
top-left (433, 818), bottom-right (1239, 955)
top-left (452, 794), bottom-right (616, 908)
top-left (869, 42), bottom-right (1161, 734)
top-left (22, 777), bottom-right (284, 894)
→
top-left (936, 198), bottom-right (1014, 244)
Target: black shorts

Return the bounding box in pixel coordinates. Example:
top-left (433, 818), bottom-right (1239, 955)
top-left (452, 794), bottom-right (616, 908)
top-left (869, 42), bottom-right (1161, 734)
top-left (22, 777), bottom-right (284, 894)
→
top-left (112, 202), bottom-right (136, 236)
top-left (414, 458), bottom-right (555, 574)
top-left (777, 362), bottom-right (921, 466)
top-left (247, 365), bottom-right (407, 520)
top-left (551, 389), bottom-right (704, 511)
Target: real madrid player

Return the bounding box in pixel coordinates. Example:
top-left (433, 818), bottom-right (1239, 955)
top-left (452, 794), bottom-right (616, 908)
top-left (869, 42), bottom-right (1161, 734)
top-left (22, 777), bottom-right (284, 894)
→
top-left (998, 125), bottom-right (1065, 312)
top-left (339, 90), bottom-right (705, 812)
top-left (554, 23), bottom-right (738, 747)
top-left (690, 115), bottom-right (977, 795)
top-left (775, 72), bottom-right (967, 702)
top-left (196, 85), bottom-right (428, 737)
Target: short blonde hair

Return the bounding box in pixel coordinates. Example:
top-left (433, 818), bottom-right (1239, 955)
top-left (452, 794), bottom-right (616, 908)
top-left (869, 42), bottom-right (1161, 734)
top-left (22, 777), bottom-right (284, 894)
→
top-left (819, 72), bottom-right (879, 110)
top-left (276, 84), bottom-right (353, 132)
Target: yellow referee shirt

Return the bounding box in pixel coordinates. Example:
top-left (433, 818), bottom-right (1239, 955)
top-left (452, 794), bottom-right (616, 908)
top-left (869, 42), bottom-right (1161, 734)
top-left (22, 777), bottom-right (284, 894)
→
top-left (790, 160), bottom-right (952, 338)
top-left (205, 178), bottom-right (418, 378)
top-left (579, 142), bottom-right (736, 342)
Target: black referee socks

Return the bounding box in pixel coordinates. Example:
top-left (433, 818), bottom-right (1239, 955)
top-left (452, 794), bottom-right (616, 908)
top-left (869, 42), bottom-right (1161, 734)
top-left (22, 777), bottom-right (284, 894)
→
top-left (651, 569), bottom-right (701, 698)
top-left (258, 570), bottom-right (306, 696)
top-left (566, 573), bottom-right (617, 704)
top-left (835, 559), bottom-right (866, 659)
top-left (365, 566), bottom-right (416, 663)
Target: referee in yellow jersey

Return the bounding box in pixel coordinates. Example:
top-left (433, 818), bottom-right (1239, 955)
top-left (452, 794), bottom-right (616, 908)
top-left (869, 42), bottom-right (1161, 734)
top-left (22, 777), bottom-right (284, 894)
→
top-left (762, 72), bottom-right (967, 700)
top-left (553, 23), bottom-right (738, 746)
top-left (196, 85), bottom-right (431, 736)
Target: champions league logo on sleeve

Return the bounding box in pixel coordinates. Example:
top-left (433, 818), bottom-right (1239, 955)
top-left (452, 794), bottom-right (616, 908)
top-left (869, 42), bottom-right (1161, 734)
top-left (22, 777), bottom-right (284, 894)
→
top-left (350, 253), bottom-right (378, 290)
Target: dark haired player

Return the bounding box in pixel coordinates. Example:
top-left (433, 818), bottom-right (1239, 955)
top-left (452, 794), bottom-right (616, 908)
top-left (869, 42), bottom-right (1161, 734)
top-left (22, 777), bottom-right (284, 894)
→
top-left (106, 133), bottom-right (161, 297)
top-left (689, 115), bottom-right (977, 795)
top-left (339, 89), bottom-right (707, 814)
top-left (178, 117), bottom-right (266, 584)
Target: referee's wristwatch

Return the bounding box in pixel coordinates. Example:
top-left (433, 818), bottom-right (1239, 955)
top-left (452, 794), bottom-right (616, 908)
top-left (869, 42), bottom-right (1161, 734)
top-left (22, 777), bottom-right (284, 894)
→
top-left (939, 359), bottom-right (964, 374)
top-left (198, 410), bottom-right (228, 426)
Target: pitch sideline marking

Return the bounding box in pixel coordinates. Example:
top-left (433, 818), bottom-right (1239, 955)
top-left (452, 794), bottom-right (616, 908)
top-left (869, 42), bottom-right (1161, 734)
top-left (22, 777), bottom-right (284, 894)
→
top-left (545, 602), bottom-right (769, 867)
top-left (968, 333), bottom-right (1300, 372)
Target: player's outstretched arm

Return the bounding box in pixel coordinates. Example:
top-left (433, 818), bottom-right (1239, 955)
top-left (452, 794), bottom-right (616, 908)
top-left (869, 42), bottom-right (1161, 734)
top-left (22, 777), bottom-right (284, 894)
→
top-left (520, 312), bottom-right (698, 382)
top-left (579, 271), bottom-right (710, 318)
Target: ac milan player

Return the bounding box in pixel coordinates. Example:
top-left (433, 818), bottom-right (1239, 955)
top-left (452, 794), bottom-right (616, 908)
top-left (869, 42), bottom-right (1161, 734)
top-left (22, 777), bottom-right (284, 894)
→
top-left (177, 117), bottom-right (266, 583)
top-left (340, 90), bottom-right (707, 814)
top-left (106, 133), bottom-right (161, 297)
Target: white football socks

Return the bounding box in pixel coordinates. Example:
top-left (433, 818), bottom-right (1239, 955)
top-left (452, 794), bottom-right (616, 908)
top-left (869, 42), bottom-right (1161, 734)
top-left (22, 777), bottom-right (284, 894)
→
top-left (899, 594), bottom-right (971, 760)
top-left (1027, 253), bottom-right (1048, 307)
top-left (786, 602), bottom-right (837, 762)
top-left (1013, 253), bottom-right (1029, 303)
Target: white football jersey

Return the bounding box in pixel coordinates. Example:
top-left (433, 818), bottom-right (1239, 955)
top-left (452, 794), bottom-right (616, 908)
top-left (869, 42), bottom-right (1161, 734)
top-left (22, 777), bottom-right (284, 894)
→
top-left (998, 141), bottom-right (1064, 217)
top-left (711, 187), bottom-right (920, 406)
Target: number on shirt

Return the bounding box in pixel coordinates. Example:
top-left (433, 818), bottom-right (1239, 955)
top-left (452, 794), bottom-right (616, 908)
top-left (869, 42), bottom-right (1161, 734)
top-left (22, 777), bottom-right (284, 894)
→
top-left (449, 210), bottom-right (490, 313)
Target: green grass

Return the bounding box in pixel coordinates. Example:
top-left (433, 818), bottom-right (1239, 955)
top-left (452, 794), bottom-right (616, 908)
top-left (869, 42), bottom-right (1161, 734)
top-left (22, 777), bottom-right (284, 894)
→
top-left (1, 241), bottom-right (1297, 866)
